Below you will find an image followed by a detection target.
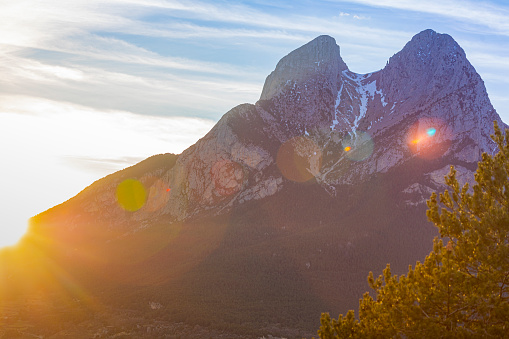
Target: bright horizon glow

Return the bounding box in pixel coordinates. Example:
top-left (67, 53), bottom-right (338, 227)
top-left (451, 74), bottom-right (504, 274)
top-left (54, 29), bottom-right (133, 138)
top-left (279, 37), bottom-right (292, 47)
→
top-left (1, 0), bottom-right (508, 249)
top-left (0, 219), bottom-right (28, 248)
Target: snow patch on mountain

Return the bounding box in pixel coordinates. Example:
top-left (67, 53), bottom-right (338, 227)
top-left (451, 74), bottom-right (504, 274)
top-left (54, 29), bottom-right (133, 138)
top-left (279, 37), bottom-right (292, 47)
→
top-left (353, 74), bottom-right (374, 132)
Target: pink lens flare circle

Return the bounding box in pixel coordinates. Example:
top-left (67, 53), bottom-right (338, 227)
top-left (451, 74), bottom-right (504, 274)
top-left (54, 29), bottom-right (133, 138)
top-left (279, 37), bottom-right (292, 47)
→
top-left (407, 118), bottom-right (453, 160)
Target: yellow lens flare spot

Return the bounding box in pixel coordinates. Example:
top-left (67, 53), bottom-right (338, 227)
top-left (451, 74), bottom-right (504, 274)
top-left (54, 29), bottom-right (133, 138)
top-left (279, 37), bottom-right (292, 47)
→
top-left (116, 179), bottom-right (147, 212)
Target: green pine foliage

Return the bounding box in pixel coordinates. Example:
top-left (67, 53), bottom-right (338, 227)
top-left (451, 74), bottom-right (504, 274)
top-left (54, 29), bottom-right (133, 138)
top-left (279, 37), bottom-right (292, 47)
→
top-left (317, 122), bottom-right (509, 338)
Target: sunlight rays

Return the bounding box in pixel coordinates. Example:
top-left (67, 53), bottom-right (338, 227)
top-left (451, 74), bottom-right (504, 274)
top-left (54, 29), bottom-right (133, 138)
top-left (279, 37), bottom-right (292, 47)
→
top-left (0, 227), bottom-right (109, 334)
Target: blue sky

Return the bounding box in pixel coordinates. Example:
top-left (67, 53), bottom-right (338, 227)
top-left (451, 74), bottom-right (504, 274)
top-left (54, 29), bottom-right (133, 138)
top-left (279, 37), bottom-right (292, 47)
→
top-left (1, 0), bottom-right (509, 246)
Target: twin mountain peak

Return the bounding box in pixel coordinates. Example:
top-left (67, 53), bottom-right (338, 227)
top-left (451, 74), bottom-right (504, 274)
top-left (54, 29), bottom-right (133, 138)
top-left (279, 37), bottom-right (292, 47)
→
top-left (37, 29), bottom-right (504, 233)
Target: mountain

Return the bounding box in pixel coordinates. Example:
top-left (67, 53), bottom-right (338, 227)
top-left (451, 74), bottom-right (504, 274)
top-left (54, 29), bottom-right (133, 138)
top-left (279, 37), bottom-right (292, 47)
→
top-left (3, 29), bottom-right (506, 338)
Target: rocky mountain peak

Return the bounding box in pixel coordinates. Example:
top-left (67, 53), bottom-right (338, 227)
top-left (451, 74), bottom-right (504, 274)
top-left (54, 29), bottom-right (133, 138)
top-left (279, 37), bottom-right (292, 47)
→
top-left (32, 30), bottom-right (506, 238)
top-left (260, 35), bottom-right (347, 101)
top-left (407, 29), bottom-right (456, 50)
top-left (397, 29), bottom-right (463, 61)
top-left (380, 29), bottom-right (475, 104)
top-left (376, 29), bottom-right (500, 163)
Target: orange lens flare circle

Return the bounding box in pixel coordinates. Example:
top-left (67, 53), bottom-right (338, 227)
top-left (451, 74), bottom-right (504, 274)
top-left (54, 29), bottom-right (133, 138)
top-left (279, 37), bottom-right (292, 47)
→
top-left (276, 136), bottom-right (322, 182)
top-left (341, 131), bottom-right (374, 161)
top-left (211, 159), bottom-right (245, 196)
top-left (116, 179), bottom-right (147, 211)
top-left (407, 118), bottom-right (452, 159)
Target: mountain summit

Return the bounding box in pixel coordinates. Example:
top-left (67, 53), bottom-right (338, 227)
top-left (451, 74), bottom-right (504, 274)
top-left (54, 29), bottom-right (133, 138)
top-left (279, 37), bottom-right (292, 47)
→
top-left (19, 30), bottom-right (507, 337)
top-left (260, 35), bottom-right (348, 101)
top-left (46, 29), bottom-right (501, 224)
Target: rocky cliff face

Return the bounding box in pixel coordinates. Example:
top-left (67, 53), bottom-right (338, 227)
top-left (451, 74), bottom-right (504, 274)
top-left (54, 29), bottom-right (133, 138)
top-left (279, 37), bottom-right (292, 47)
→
top-left (46, 29), bottom-right (505, 229)
top-left (159, 29), bottom-right (503, 220)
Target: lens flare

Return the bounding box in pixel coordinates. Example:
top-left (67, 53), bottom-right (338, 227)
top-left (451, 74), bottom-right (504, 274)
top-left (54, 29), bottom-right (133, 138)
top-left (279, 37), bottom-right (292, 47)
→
top-left (407, 118), bottom-right (452, 159)
top-left (116, 179), bottom-right (147, 211)
top-left (276, 136), bottom-right (322, 182)
top-left (341, 131), bottom-right (374, 161)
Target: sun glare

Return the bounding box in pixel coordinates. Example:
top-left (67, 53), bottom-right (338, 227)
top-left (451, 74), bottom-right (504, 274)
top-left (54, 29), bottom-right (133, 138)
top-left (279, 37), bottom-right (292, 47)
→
top-left (0, 219), bottom-right (28, 248)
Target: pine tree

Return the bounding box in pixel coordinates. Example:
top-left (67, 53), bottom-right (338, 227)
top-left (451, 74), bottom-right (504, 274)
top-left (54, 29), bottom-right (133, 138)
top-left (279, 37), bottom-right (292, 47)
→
top-left (317, 122), bottom-right (509, 338)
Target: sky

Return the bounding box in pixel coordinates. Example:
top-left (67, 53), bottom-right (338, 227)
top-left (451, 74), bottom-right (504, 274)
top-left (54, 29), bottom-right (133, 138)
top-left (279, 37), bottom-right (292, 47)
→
top-left (1, 0), bottom-right (509, 247)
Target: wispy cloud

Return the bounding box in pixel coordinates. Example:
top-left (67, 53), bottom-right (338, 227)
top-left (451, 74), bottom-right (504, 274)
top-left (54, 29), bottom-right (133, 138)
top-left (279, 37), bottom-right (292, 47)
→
top-left (62, 156), bottom-right (150, 175)
top-left (124, 0), bottom-right (406, 44)
top-left (52, 34), bottom-right (265, 78)
top-left (1, 0), bottom-right (409, 52)
top-left (332, 0), bottom-right (509, 36)
top-left (0, 49), bottom-right (262, 118)
top-left (468, 52), bottom-right (509, 72)
top-left (0, 0), bottom-right (415, 121)
top-left (0, 95), bottom-right (215, 158)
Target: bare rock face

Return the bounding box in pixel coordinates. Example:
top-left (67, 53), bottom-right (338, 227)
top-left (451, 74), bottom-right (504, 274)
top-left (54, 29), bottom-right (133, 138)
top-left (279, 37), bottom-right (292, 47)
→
top-left (381, 29), bottom-right (472, 104)
top-left (35, 29), bottom-right (507, 229)
top-left (159, 30), bottom-right (502, 222)
top-left (376, 29), bottom-right (500, 160)
top-left (259, 35), bottom-right (348, 133)
top-left (163, 103), bottom-right (279, 220)
top-left (260, 35), bottom-right (347, 101)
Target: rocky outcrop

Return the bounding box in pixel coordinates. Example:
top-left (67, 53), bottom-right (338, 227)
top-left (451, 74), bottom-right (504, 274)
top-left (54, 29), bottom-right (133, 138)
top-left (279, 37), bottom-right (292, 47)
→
top-left (163, 29), bottom-right (504, 213)
top-left (35, 29), bottom-right (506, 228)
top-left (260, 35), bottom-right (348, 101)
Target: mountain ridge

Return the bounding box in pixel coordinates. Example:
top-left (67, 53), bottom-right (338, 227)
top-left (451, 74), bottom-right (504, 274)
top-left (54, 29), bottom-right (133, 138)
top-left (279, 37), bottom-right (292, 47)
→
top-left (33, 29), bottom-right (504, 225)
